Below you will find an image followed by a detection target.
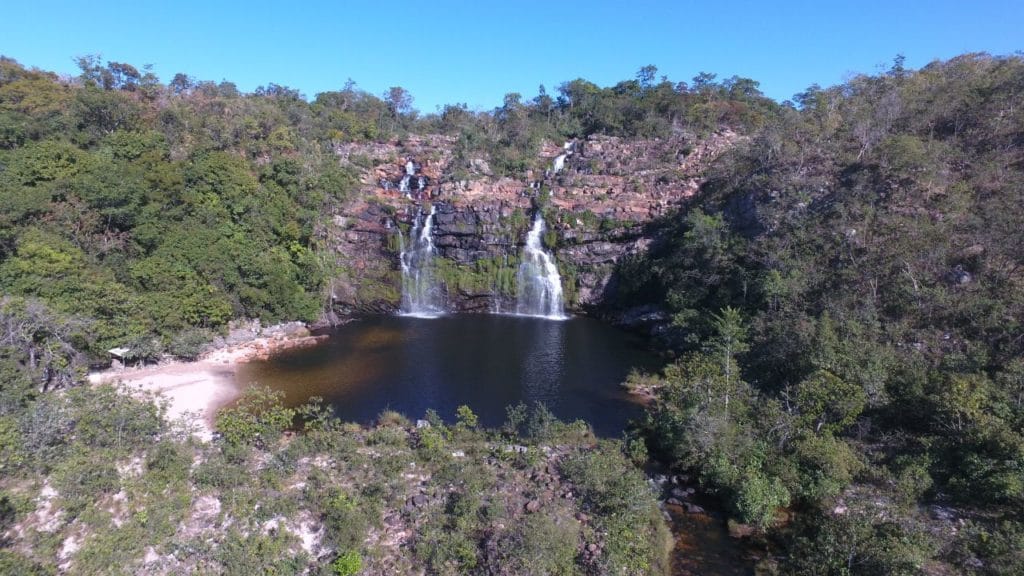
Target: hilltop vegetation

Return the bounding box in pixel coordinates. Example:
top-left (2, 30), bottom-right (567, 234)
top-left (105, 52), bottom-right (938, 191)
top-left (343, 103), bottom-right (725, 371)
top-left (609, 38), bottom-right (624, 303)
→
top-left (0, 55), bottom-right (772, 370)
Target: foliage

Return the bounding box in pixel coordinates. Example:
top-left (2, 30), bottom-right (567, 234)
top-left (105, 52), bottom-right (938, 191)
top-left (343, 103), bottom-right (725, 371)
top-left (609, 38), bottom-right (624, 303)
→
top-left (561, 444), bottom-right (672, 574)
top-left (215, 386), bottom-right (295, 447)
top-left (783, 511), bottom-right (937, 575)
top-left (330, 551), bottom-right (362, 576)
top-left (1, 51), bottom-right (1022, 573)
top-left (497, 512), bottom-right (581, 576)
top-left (626, 52), bottom-right (1024, 568)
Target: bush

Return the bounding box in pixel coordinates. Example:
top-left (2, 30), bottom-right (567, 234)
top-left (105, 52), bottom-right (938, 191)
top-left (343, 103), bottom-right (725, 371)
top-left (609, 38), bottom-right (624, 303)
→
top-left (0, 550), bottom-right (52, 576)
top-left (166, 327), bottom-right (214, 360)
top-left (561, 446), bottom-right (653, 515)
top-left (455, 404), bottom-right (479, 431)
top-left (215, 386), bottom-right (295, 448)
top-left (417, 425), bottom-right (448, 461)
top-left (68, 384), bottom-right (163, 453)
top-left (322, 491), bottom-right (375, 551)
top-left (0, 416), bottom-right (25, 472)
top-left (330, 551), bottom-right (362, 576)
top-left (789, 433), bottom-right (863, 503)
top-left (784, 511), bottom-right (936, 575)
top-left (366, 423), bottom-right (408, 447)
top-left (53, 447), bottom-right (120, 517)
top-left (213, 529), bottom-right (307, 576)
top-left (192, 451), bottom-right (251, 490)
top-left (499, 512), bottom-right (581, 575)
top-left (0, 492), bottom-right (18, 535)
top-left (144, 440), bottom-right (192, 486)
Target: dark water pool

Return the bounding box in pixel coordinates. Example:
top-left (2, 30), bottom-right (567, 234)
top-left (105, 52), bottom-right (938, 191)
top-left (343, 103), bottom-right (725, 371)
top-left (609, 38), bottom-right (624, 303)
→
top-left (235, 314), bottom-right (661, 436)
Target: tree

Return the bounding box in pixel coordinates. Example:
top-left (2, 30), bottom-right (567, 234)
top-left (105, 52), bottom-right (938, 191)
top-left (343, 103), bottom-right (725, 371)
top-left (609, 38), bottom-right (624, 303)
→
top-left (636, 65), bottom-right (658, 91)
top-left (385, 86), bottom-right (414, 117)
top-left (707, 306), bottom-right (749, 402)
top-left (0, 296), bottom-right (84, 393)
top-left (794, 370), bottom-right (866, 434)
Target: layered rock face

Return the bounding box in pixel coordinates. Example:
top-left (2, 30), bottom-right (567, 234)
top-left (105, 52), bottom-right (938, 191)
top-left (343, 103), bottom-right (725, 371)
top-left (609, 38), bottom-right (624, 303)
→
top-left (324, 131), bottom-right (738, 317)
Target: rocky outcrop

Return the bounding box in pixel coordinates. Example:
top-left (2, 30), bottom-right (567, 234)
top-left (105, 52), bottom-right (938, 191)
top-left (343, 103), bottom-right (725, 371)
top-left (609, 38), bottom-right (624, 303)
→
top-left (323, 131), bottom-right (739, 316)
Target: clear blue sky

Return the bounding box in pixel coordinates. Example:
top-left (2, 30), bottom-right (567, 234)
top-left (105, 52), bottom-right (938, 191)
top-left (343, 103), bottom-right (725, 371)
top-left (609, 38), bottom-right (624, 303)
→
top-left (4, 0), bottom-right (1021, 112)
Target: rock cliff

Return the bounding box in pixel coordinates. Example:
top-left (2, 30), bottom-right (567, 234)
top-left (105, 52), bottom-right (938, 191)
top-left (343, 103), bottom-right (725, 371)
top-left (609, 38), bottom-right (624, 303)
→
top-left (324, 131), bottom-right (739, 317)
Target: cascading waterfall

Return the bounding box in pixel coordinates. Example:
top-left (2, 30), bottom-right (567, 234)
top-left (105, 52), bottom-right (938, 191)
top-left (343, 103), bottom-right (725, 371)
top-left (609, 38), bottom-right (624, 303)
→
top-left (399, 159), bottom-right (416, 197)
top-left (399, 205), bottom-right (445, 317)
top-left (516, 213), bottom-right (566, 319)
top-left (552, 153), bottom-right (567, 174)
top-left (551, 141), bottom-right (574, 175)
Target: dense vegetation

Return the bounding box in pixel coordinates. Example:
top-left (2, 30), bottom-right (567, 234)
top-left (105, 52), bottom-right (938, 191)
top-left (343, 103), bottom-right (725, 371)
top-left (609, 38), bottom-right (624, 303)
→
top-left (0, 55), bottom-right (771, 370)
top-left (618, 53), bottom-right (1024, 574)
top-left (0, 55), bottom-right (762, 574)
top-left (1, 51), bottom-right (1022, 574)
top-left (0, 382), bottom-right (670, 574)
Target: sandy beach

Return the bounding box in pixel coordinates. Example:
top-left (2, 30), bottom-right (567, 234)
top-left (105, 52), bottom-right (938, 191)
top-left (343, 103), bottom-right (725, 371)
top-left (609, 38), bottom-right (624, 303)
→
top-left (89, 333), bottom-right (328, 440)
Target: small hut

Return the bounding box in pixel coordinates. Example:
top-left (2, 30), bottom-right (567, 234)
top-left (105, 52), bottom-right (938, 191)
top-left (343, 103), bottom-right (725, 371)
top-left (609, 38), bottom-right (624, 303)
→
top-left (108, 347), bottom-right (130, 370)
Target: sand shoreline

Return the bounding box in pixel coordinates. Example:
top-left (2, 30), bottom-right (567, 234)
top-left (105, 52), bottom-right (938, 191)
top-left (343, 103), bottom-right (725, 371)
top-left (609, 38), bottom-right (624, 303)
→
top-left (89, 333), bottom-right (328, 440)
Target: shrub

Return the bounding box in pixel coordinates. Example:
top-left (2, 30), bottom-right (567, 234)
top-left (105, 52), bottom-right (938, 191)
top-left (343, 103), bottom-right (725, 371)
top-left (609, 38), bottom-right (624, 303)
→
top-left (53, 447), bottom-right (120, 517)
top-left (561, 445), bottom-right (671, 574)
top-left (192, 451), bottom-right (250, 490)
top-left (366, 424), bottom-right (408, 447)
top-left (417, 425), bottom-right (448, 461)
top-left (322, 491), bottom-right (375, 551)
top-left (0, 550), bottom-right (52, 576)
top-left (561, 447), bottom-right (653, 515)
top-left (499, 512), bottom-right (581, 575)
top-left (215, 386), bottom-right (295, 448)
top-left (213, 529), bottom-right (307, 576)
top-left (68, 384), bottom-right (163, 453)
top-left (144, 440), bottom-right (192, 486)
top-left (375, 409), bottom-right (410, 428)
top-left (166, 327), bottom-right (214, 360)
top-left (0, 416), bottom-right (25, 472)
top-left (330, 551), bottom-right (362, 576)
top-left (455, 404), bottom-right (479, 431)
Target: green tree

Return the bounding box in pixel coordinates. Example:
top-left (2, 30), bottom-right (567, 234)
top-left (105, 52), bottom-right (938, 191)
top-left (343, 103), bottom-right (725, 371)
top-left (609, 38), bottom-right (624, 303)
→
top-left (794, 370), bottom-right (866, 434)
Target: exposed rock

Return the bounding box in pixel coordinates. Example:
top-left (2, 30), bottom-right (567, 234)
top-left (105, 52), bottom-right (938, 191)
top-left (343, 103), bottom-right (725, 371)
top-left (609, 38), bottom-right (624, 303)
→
top-left (683, 502), bottom-right (706, 514)
top-left (325, 131), bottom-right (739, 315)
top-left (670, 487), bottom-right (691, 500)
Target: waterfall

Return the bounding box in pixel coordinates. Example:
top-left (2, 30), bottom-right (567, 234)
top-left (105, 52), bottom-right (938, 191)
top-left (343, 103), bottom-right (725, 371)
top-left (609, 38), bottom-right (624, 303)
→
top-left (397, 159), bottom-right (427, 198)
top-left (399, 205), bottom-right (445, 317)
top-left (516, 213), bottom-right (566, 319)
top-left (551, 141), bottom-right (573, 175)
top-left (552, 153), bottom-right (567, 175)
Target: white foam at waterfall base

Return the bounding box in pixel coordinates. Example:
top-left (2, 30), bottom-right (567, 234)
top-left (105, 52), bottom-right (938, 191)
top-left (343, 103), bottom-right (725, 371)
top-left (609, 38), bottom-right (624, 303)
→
top-left (516, 213), bottom-right (567, 320)
top-left (398, 205), bottom-right (445, 317)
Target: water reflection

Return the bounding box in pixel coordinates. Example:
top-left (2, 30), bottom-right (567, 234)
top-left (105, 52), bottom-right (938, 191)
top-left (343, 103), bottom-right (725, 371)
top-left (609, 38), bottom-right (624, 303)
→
top-left (235, 315), bottom-right (659, 436)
